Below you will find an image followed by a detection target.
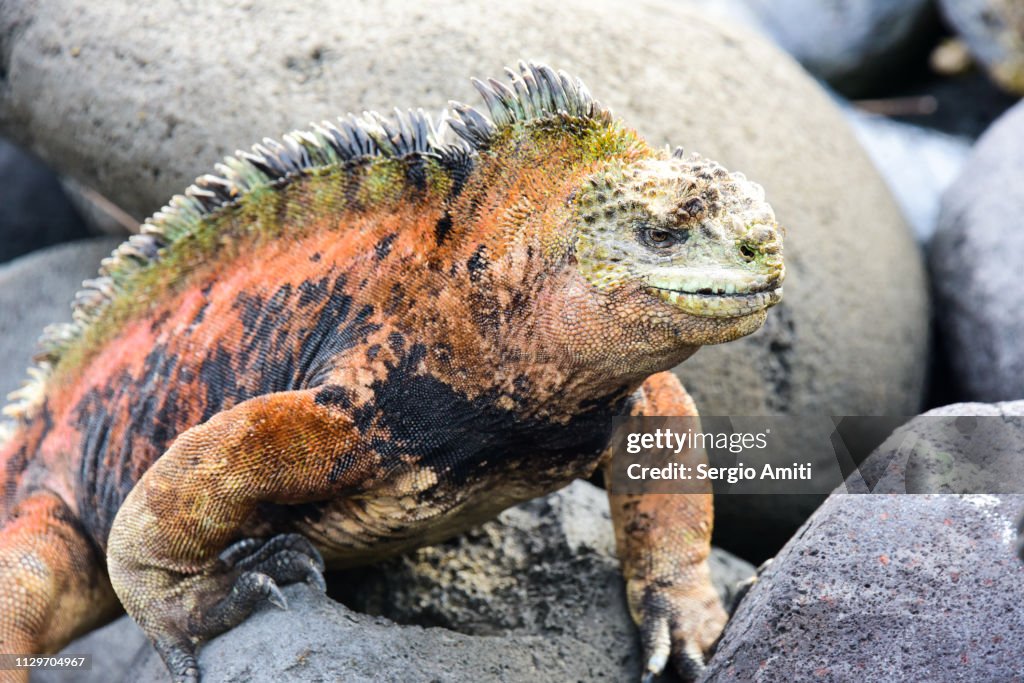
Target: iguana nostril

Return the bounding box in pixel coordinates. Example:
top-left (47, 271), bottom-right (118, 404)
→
top-left (739, 244), bottom-right (757, 261)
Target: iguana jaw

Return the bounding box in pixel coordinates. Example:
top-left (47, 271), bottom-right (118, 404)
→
top-left (647, 284), bottom-right (783, 318)
top-left (644, 263), bottom-right (783, 317)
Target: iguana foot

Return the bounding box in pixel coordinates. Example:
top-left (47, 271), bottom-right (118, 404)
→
top-left (131, 533), bottom-right (326, 683)
top-left (635, 580), bottom-right (726, 682)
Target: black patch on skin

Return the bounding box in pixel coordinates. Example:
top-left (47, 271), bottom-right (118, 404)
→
top-left (434, 213), bottom-right (453, 245)
top-left (310, 252), bottom-right (322, 262)
top-left (366, 344), bottom-right (381, 361)
top-left (74, 381), bottom-right (117, 547)
top-left (467, 246), bottom-right (488, 282)
top-left (351, 342), bottom-right (627, 491)
top-left (235, 291), bottom-right (266, 335)
top-left (504, 291), bottom-right (528, 323)
top-left (405, 157), bottom-right (428, 192)
top-left (298, 277), bottom-right (329, 307)
top-left (328, 452), bottom-right (358, 483)
top-left (385, 283), bottom-right (405, 315)
top-left (438, 149), bottom-right (474, 199)
top-left (149, 310), bottom-right (171, 332)
top-left (191, 299), bottom-right (210, 326)
top-left (315, 385), bottom-right (354, 410)
top-left (294, 278), bottom-right (380, 389)
top-left (198, 345), bottom-right (241, 421)
top-left (374, 234), bottom-right (397, 261)
top-left (387, 332), bottom-right (405, 354)
top-left (3, 441), bottom-right (29, 511)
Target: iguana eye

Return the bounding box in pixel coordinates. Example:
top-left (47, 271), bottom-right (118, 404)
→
top-left (640, 227), bottom-right (683, 249)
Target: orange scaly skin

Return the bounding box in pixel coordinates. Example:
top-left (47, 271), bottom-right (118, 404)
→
top-left (0, 62), bottom-right (783, 682)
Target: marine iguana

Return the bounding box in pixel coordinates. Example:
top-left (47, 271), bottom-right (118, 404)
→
top-left (0, 61), bottom-right (784, 682)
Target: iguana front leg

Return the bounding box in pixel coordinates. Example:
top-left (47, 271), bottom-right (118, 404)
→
top-left (106, 388), bottom-right (381, 683)
top-left (604, 372), bottom-right (727, 682)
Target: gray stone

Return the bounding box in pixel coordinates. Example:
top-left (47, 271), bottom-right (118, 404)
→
top-left (705, 404), bottom-right (1024, 681)
top-left (842, 109), bottom-right (970, 242)
top-left (931, 100), bottom-right (1024, 402)
top-left (0, 137), bottom-right (92, 264)
top-left (32, 616), bottom-right (147, 683)
top-left (0, 237), bottom-right (121, 402)
top-left (939, 0), bottom-right (1024, 95)
top-left (126, 587), bottom-right (632, 683)
top-left (0, 0), bottom-right (929, 558)
top-left (849, 402), bottom-right (1024, 495)
top-left (705, 0), bottom-right (937, 95)
top-left (48, 481), bottom-right (754, 682)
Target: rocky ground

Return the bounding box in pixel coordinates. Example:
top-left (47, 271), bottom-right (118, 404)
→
top-left (1, 0), bottom-right (1023, 681)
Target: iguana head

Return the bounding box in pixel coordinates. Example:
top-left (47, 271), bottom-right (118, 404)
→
top-left (448, 61), bottom-right (785, 377)
top-left (572, 152), bottom-right (784, 344)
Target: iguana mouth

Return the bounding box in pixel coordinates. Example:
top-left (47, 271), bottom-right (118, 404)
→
top-left (648, 285), bottom-right (783, 318)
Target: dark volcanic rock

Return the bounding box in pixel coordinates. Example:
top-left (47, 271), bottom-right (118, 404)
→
top-left (49, 481), bottom-right (754, 682)
top-left (337, 480), bottom-right (755, 633)
top-left (931, 100), bottom-right (1024, 402)
top-left (704, 403), bottom-right (1024, 681)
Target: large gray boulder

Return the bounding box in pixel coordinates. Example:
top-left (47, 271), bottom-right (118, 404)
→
top-left (932, 100), bottom-right (1024, 402)
top-left (705, 402), bottom-right (1024, 681)
top-left (691, 0), bottom-right (937, 95)
top-left (0, 0), bottom-right (930, 551)
top-left (43, 481), bottom-right (755, 682)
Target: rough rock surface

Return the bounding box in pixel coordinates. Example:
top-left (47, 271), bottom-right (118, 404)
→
top-left (708, 0), bottom-right (937, 95)
top-left (336, 480), bottom-right (754, 632)
top-left (849, 401), bottom-right (1024, 496)
top-left (0, 0), bottom-right (928, 553)
top-left (939, 0), bottom-right (1024, 95)
top-left (0, 137), bottom-right (91, 264)
top-left (0, 237), bottom-right (121, 402)
top-left (706, 403), bottom-right (1024, 681)
top-left (45, 481), bottom-right (755, 682)
top-left (931, 100), bottom-right (1024, 402)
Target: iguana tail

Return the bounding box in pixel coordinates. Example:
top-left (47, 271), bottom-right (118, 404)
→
top-left (0, 489), bottom-right (119, 680)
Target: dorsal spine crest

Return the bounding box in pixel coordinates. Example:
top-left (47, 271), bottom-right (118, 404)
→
top-left (2, 60), bottom-right (616, 423)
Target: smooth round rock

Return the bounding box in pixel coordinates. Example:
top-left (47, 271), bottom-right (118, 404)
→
top-left (932, 100), bottom-right (1024, 402)
top-left (728, 0), bottom-right (937, 95)
top-left (939, 0), bottom-right (1024, 95)
top-left (842, 108), bottom-right (970, 243)
top-left (0, 0), bottom-right (930, 553)
top-left (707, 402), bottom-right (1024, 680)
top-left (0, 237), bottom-right (122, 403)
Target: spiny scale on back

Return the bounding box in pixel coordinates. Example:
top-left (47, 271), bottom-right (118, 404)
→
top-left (1, 61), bottom-right (606, 425)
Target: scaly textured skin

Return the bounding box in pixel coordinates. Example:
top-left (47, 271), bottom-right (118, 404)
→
top-left (0, 62), bottom-right (783, 682)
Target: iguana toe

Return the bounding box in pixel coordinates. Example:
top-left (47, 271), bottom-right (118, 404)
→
top-left (219, 533), bottom-right (325, 573)
top-left (154, 637), bottom-right (201, 683)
